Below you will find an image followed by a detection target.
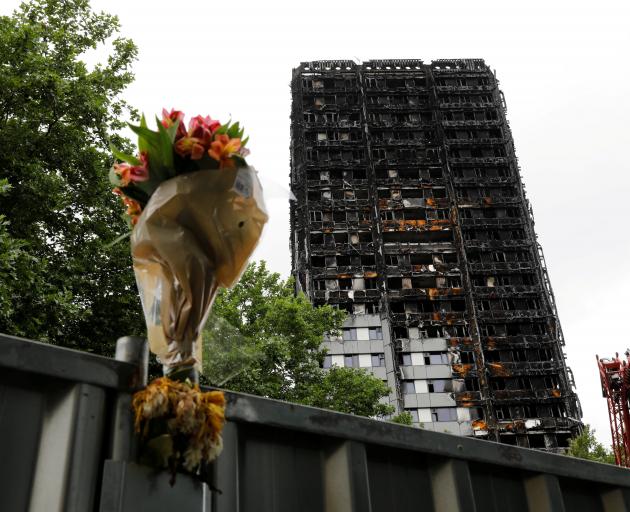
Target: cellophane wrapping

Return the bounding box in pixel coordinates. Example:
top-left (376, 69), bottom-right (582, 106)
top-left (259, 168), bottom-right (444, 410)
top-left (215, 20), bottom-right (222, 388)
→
top-left (131, 166), bottom-right (267, 373)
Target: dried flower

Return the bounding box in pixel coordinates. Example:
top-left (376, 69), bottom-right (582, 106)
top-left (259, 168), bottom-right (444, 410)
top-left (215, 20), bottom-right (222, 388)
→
top-left (132, 377), bottom-right (226, 473)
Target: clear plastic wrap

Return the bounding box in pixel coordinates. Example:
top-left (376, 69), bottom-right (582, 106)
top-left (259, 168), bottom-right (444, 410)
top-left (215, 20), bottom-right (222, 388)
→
top-left (131, 166), bottom-right (268, 374)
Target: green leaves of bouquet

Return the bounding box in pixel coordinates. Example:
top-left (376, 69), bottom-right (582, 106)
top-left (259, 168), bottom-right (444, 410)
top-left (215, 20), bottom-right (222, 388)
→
top-left (109, 109), bottom-right (249, 226)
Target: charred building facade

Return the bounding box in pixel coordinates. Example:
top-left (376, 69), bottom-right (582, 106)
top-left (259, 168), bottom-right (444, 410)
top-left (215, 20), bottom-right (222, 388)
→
top-left (290, 59), bottom-right (582, 450)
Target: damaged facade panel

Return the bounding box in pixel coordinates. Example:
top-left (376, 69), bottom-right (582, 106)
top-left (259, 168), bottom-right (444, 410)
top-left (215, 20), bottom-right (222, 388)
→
top-left (290, 59), bottom-right (582, 451)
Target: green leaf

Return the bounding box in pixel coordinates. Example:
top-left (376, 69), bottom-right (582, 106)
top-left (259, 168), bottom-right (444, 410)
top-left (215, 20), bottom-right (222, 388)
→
top-left (108, 166), bottom-right (122, 186)
top-left (110, 143), bottom-right (141, 165)
top-left (227, 122), bottom-right (240, 138)
top-left (155, 116), bottom-right (175, 176)
top-left (164, 119), bottom-right (181, 143)
top-left (104, 230), bottom-right (131, 249)
top-left (241, 136), bottom-right (249, 146)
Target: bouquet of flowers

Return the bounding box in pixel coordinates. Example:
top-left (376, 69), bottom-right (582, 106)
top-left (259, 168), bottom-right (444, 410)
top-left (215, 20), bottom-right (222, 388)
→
top-left (111, 109), bottom-right (268, 376)
top-left (111, 109), bottom-right (267, 475)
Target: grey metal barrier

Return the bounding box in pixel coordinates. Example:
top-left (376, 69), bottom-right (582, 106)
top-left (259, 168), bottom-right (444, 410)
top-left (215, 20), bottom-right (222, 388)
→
top-left (2, 334), bottom-right (630, 511)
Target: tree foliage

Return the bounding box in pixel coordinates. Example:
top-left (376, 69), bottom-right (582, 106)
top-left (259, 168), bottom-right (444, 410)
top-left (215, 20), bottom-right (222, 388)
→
top-left (567, 425), bottom-right (616, 465)
top-left (308, 366), bottom-right (394, 417)
top-left (0, 0), bottom-right (142, 353)
top-left (390, 411), bottom-right (415, 426)
top-left (203, 261), bottom-right (394, 418)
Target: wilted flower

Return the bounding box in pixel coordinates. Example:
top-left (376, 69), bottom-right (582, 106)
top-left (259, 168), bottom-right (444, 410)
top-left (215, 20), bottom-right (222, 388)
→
top-left (208, 134), bottom-right (241, 169)
top-left (132, 377), bottom-right (226, 474)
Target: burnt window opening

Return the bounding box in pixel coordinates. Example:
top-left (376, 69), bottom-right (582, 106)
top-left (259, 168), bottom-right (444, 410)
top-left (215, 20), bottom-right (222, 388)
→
top-left (465, 378), bottom-right (480, 391)
top-left (339, 279), bottom-right (352, 290)
top-left (460, 352), bottom-right (475, 364)
top-left (365, 278), bottom-right (378, 290)
top-left (393, 326), bottom-right (408, 339)
top-left (425, 325), bottom-right (445, 338)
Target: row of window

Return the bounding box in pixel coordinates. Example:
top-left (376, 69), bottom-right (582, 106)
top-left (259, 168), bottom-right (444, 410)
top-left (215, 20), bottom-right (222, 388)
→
top-left (305, 148), bottom-right (365, 163)
top-left (455, 185), bottom-right (518, 200)
top-left (372, 147), bottom-right (439, 162)
top-left (464, 229), bottom-right (526, 242)
top-left (478, 322), bottom-right (548, 337)
top-left (390, 299), bottom-right (466, 314)
top-left (445, 129), bottom-right (502, 140)
top-left (307, 186), bottom-right (519, 205)
top-left (450, 147), bottom-right (505, 158)
top-left (495, 403), bottom-right (568, 420)
top-left (402, 379), bottom-right (451, 394)
top-left (440, 94), bottom-right (495, 105)
top-left (377, 187), bottom-right (447, 200)
top-left (302, 78), bottom-right (356, 90)
top-left (371, 130), bottom-right (435, 142)
top-left (442, 109), bottom-right (498, 121)
top-left (319, 302), bottom-right (381, 315)
top-left (366, 95), bottom-right (428, 107)
top-left (368, 112), bottom-right (434, 124)
top-left (323, 353), bottom-right (386, 368)
top-left (307, 189), bottom-right (369, 201)
top-left (471, 274), bottom-right (537, 287)
top-left (309, 232), bottom-right (372, 246)
top-left (305, 131), bottom-right (362, 142)
top-left (436, 77), bottom-right (490, 87)
top-left (342, 327), bottom-right (383, 340)
top-left (310, 254), bottom-right (375, 267)
top-left (392, 325), bottom-right (469, 339)
top-left (381, 209), bottom-right (449, 222)
top-left (485, 348), bottom-right (555, 363)
top-left (406, 407), bottom-right (458, 423)
top-left (303, 112), bottom-right (361, 123)
top-left (365, 77), bottom-right (426, 89)
top-left (460, 207), bottom-right (521, 219)
top-left (399, 352), bottom-right (450, 366)
top-left (477, 298), bottom-right (542, 312)
top-left (490, 375), bottom-right (560, 391)
top-left (313, 278), bottom-right (378, 292)
top-left (308, 95), bottom-right (360, 107)
top-left (376, 167), bottom-right (443, 180)
top-left (451, 166), bottom-right (509, 179)
top-left (385, 252), bottom-right (458, 266)
top-left (468, 251), bottom-right (531, 265)
top-left (308, 209), bottom-right (370, 223)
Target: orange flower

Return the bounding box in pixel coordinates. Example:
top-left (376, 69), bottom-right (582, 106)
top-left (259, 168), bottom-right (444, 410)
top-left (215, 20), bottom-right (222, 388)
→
top-left (208, 134), bottom-right (241, 169)
top-left (123, 196), bottom-right (142, 225)
top-left (174, 136), bottom-right (206, 160)
top-left (113, 152), bottom-right (149, 186)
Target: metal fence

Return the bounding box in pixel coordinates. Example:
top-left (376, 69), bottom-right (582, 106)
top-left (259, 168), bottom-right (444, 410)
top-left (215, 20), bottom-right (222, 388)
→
top-left (1, 333), bottom-right (630, 511)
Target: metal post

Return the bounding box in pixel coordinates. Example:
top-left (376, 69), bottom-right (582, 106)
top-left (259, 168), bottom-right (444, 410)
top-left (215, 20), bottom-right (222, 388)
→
top-left (111, 336), bottom-right (148, 461)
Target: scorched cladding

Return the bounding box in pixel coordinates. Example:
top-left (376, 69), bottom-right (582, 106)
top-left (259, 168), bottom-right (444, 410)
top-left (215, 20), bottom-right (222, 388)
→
top-left (289, 58), bottom-right (582, 451)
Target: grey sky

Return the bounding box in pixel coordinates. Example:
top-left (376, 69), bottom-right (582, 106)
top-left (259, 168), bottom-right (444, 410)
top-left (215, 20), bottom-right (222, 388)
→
top-left (5, 0), bottom-right (630, 445)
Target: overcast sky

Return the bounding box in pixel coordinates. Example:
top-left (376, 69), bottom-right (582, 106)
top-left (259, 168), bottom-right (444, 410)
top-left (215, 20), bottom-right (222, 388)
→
top-left (6, 0), bottom-right (630, 445)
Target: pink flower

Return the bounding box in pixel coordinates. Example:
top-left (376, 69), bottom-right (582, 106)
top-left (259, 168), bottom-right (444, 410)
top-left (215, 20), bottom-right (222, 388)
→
top-left (113, 152), bottom-right (149, 186)
top-left (188, 115), bottom-right (220, 140)
top-left (161, 108), bottom-right (187, 140)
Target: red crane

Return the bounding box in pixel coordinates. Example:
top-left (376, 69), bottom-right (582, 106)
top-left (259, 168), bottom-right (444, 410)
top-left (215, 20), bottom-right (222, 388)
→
top-left (597, 351), bottom-right (630, 467)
